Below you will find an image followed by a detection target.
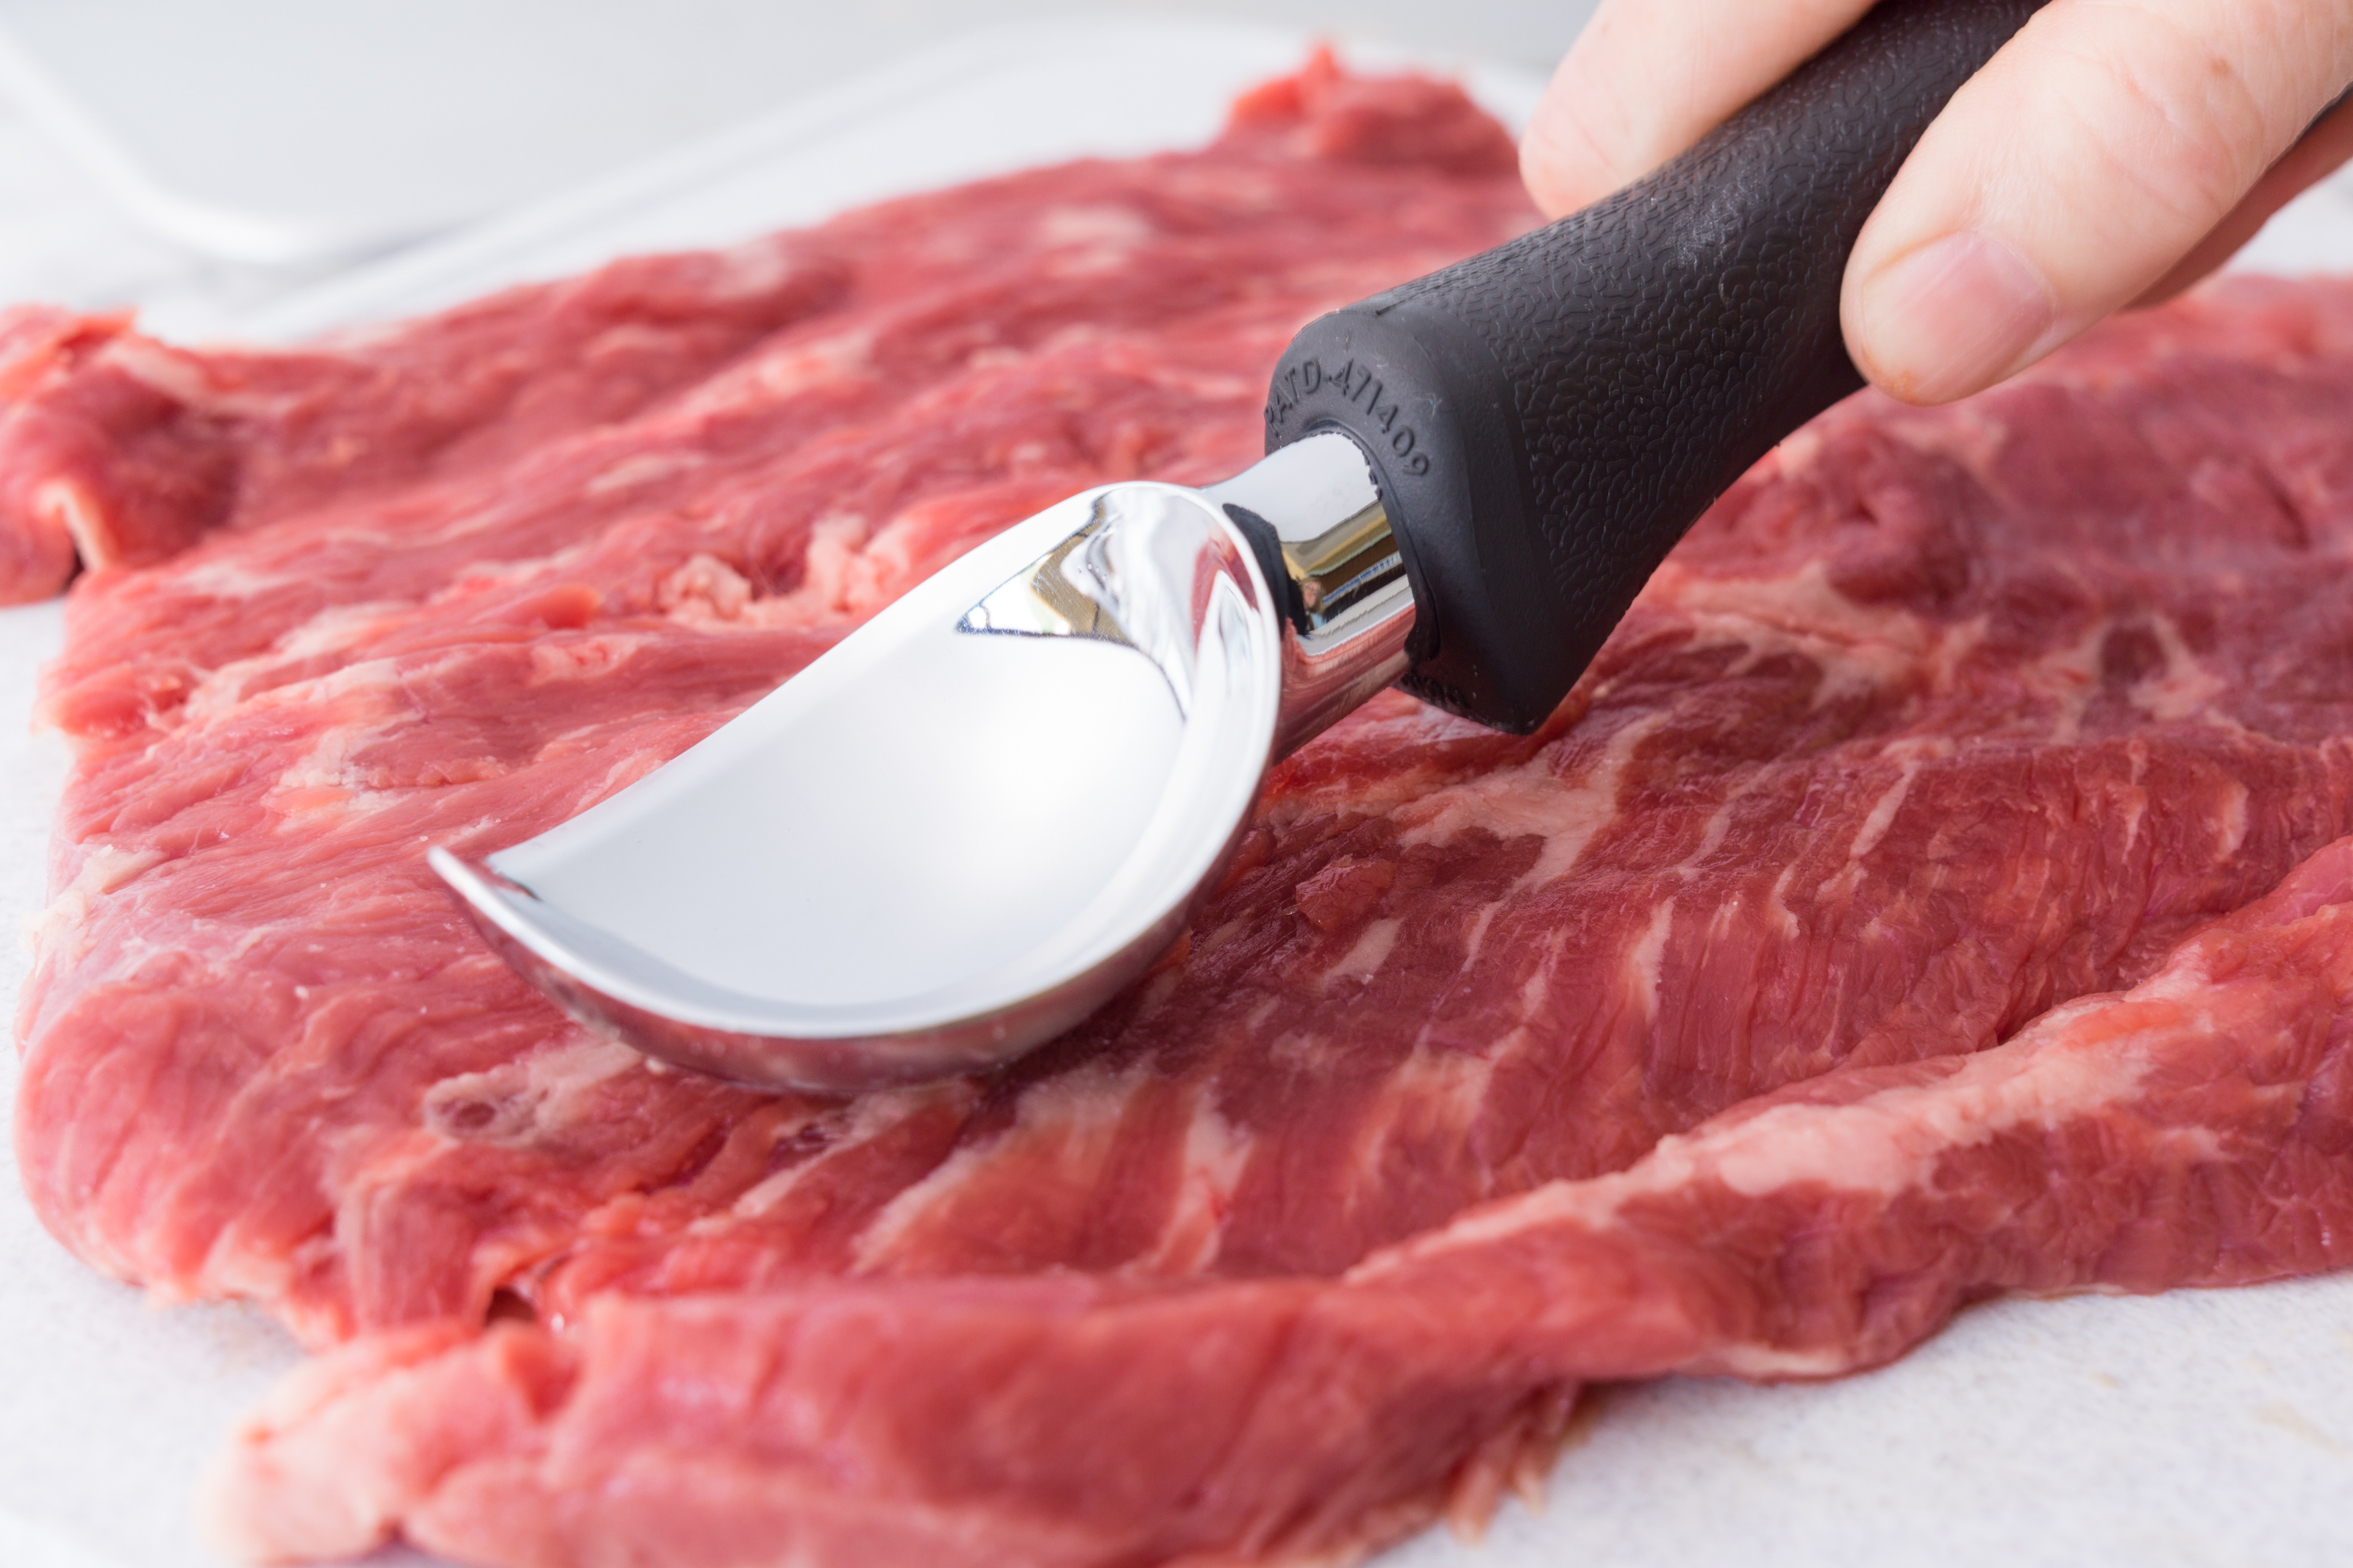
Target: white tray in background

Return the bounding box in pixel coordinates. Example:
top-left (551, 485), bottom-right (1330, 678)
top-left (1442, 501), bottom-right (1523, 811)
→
top-left (5, 17), bottom-right (2353, 1568)
top-left (151, 16), bottom-right (1544, 345)
top-left (0, 0), bottom-right (1146, 268)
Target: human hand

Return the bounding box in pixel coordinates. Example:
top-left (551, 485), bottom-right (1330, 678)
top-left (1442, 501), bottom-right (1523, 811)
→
top-left (1520, 0), bottom-right (2353, 404)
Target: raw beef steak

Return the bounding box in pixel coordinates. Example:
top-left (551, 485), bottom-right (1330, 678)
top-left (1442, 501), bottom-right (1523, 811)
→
top-left (10, 51), bottom-right (2353, 1568)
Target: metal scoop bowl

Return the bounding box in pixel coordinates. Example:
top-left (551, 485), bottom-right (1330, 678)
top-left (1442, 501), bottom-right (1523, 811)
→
top-left (431, 432), bottom-right (1413, 1090)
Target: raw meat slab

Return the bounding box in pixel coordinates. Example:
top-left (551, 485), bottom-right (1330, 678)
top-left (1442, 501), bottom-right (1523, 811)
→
top-left (13, 36), bottom-right (2353, 1568)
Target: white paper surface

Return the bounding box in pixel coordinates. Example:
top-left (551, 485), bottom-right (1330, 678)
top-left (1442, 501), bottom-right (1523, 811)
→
top-left (6, 20), bottom-right (2353, 1567)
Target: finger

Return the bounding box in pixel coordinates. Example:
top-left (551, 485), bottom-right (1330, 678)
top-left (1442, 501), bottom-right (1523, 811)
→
top-left (1843, 0), bottom-right (2353, 405)
top-left (2133, 89), bottom-right (2353, 305)
top-left (1519, 0), bottom-right (1877, 218)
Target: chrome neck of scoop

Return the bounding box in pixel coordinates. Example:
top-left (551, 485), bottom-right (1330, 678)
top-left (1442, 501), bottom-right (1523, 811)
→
top-left (1204, 431), bottom-right (1418, 758)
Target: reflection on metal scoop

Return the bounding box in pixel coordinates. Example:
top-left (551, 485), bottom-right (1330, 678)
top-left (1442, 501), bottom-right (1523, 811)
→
top-left (431, 432), bottom-right (1415, 1091)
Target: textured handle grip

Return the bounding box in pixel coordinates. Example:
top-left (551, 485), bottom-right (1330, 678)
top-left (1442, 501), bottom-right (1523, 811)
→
top-left (1265, 0), bottom-right (2047, 731)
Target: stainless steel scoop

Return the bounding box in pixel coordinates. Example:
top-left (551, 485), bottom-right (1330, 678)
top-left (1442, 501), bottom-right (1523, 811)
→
top-left (430, 433), bottom-right (1412, 1089)
top-left (435, 0), bottom-right (2045, 1090)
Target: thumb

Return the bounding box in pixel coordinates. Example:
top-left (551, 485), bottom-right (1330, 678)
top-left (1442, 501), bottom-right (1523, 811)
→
top-left (1843, 0), bottom-right (2353, 405)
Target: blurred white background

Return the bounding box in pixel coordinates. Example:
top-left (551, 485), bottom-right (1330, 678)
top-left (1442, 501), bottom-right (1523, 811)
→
top-left (0, 0), bottom-right (1599, 327)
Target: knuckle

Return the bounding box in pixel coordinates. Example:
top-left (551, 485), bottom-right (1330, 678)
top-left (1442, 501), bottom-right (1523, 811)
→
top-left (2046, 9), bottom-right (2279, 231)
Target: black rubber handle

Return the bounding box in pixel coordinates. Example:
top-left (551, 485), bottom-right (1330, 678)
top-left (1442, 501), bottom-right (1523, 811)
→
top-left (1265, 0), bottom-right (2047, 731)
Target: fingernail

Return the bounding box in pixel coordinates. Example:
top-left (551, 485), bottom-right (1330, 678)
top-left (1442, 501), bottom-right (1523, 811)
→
top-left (1854, 229), bottom-right (2055, 404)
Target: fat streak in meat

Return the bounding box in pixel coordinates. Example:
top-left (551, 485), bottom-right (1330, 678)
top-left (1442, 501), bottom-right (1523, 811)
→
top-left (201, 840), bottom-right (2353, 1565)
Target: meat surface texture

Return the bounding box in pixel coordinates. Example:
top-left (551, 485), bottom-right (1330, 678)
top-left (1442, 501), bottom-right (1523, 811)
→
top-left (11, 52), bottom-right (2353, 1568)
